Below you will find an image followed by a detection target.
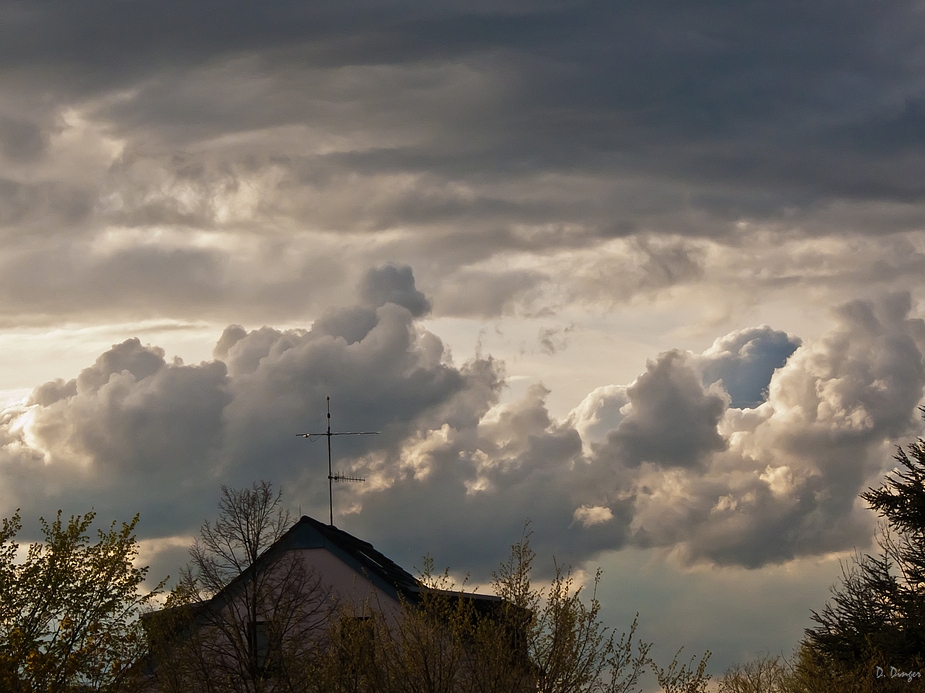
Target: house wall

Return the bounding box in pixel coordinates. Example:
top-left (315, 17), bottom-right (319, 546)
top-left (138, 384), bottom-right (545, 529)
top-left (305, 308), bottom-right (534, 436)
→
top-left (292, 547), bottom-right (404, 621)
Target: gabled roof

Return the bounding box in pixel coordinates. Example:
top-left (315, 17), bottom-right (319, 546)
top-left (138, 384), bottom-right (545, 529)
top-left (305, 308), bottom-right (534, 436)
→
top-left (163, 515), bottom-right (502, 619)
top-left (280, 516), bottom-right (503, 607)
top-left (285, 515), bottom-right (423, 603)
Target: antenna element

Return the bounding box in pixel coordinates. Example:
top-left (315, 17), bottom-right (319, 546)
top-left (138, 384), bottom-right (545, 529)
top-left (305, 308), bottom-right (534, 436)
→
top-left (296, 396), bottom-right (379, 526)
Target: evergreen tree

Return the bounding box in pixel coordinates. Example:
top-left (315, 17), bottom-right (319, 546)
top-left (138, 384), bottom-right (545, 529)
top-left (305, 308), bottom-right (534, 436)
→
top-left (803, 409), bottom-right (925, 676)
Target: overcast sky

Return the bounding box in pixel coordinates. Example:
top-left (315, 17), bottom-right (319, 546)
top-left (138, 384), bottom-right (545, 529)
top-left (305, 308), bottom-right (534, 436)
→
top-left (2, 0), bottom-right (925, 682)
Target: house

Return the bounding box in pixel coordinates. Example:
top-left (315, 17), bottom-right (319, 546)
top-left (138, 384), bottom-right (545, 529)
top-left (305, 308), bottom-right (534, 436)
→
top-left (142, 516), bottom-right (530, 691)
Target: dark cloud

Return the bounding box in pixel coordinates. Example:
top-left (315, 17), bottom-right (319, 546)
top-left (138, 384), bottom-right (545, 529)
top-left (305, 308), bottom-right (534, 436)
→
top-left (29, 378), bottom-right (76, 407)
top-left (308, 307), bottom-right (380, 346)
top-left (0, 178), bottom-right (93, 229)
top-left (432, 269), bottom-right (545, 318)
top-left (75, 338), bottom-right (169, 392)
top-left (348, 382), bottom-right (636, 575)
top-left (212, 324), bottom-right (248, 361)
top-left (538, 324), bottom-right (573, 355)
top-left (0, 116), bottom-right (47, 162)
top-left (0, 265), bottom-right (619, 573)
top-left (636, 237), bottom-right (706, 288)
top-left (8, 342), bottom-right (232, 536)
top-left (564, 236), bottom-right (709, 305)
top-left (596, 351), bottom-right (728, 469)
top-left (360, 264), bottom-right (431, 317)
top-left (0, 244), bottom-right (227, 322)
top-left (0, 0), bottom-right (922, 324)
top-left (3, 0), bottom-right (924, 209)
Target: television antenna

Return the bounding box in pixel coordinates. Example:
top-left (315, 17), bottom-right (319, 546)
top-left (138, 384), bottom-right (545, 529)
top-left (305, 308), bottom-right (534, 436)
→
top-left (296, 396), bottom-right (378, 526)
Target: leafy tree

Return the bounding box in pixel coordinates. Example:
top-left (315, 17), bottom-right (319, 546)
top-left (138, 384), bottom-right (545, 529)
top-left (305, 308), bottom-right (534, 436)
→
top-left (649, 647), bottom-right (712, 693)
top-left (0, 509), bottom-right (162, 693)
top-left (722, 644), bottom-right (925, 693)
top-left (304, 524), bottom-right (659, 693)
top-left (490, 528), bottom-right (654, 693)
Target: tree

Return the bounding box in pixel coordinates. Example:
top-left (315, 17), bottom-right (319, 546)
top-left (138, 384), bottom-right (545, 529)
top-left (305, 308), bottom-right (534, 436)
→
top-left (799, 409), bottom-right (925, 689)
top-left (722, 643), bottom-right (925, 693)
top-left (0, 509), bottom-right (162, 693)
top-left (491, 526), bottom-right (658, 693)
top-left (146, 481), bottom-right (331, 693)
top-left (718, 653), bottom-right (794, 693)
top-left (304, 556), bottom-right (531, 693)
top-left (308, 524), bottom-right (658, 693)
top-left (718, 416), bottom-right (925, 693)
top-left (649, 648), bottom-right (712, 693)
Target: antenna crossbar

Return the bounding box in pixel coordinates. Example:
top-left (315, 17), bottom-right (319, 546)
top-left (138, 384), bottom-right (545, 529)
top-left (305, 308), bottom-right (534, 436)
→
top-left (295, 396), bottom-right (378, 526)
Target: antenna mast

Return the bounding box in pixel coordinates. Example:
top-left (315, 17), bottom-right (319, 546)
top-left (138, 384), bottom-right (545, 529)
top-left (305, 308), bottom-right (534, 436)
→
top-left (296, 396), bottom-right (379, 526)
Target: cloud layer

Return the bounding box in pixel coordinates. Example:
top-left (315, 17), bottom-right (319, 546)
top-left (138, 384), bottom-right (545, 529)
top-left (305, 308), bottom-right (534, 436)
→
top-left (2, 268), bottom-right (922, 581)
top-left (1, 1), bottom-right (924, 328)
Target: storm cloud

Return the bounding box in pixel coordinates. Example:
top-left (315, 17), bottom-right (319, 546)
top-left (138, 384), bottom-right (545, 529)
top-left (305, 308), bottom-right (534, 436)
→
top-left (0, 0), bottom-right (923, 332)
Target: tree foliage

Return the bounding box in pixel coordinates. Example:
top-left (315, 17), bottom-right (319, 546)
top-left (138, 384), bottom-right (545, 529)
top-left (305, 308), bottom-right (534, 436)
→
top-left (0, 509), bottom-right (162, 693)
top-left (309, 524), bottom-right (665, 693)
top-left (491, 526), bottom-right (654, 693)
top-left (649, 647), bottom-right (712, 693)
top-left (719, 644), bottom-right (925, 693)
top-left (719, 653), bottom-right (792, 693)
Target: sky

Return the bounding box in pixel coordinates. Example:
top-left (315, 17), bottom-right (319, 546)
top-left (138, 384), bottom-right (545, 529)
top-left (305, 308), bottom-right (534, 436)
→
top-left (2, 0), bottom-right (925, 683)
